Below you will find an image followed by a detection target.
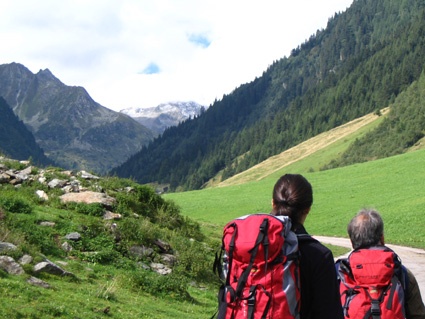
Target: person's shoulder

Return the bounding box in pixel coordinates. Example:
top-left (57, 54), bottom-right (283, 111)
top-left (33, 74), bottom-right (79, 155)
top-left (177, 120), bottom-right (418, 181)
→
top-left (404, 266), bottom-right (419, 287)
top-left (297, 234), bottom-right (333, 255)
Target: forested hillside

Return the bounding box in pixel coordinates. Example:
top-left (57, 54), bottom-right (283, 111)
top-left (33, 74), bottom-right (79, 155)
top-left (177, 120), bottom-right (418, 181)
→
top-left (0, 97), bottom-right (53, 166)
top-left (111, 0), bottom-right (425, 191)
top-left (324, 71), bottom-right (425, 169)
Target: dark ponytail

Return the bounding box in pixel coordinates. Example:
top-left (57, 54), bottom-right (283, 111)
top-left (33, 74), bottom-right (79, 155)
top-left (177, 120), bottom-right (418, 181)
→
top-left (271, 174), bottom-right (313, 225)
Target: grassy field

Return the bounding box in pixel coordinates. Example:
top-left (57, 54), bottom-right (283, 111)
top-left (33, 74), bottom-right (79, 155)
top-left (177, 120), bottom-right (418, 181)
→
top-left (0, 264), bottom-right (218, 318)
top-left (164, 144), bottom-right (425, 249)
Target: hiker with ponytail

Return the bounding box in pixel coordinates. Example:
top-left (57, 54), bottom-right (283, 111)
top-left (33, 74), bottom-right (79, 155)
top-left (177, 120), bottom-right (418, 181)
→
top-left (271, 174), bottom-right (343, 319)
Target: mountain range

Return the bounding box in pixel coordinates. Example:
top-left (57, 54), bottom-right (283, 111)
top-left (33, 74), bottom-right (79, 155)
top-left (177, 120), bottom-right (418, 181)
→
top-left (0, 63), bottom-right (207, 172)
top-left (0, 63), bottom-right (153, 173)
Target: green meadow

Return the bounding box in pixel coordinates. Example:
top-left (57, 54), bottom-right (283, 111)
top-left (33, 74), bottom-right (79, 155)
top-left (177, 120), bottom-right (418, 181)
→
top-left (164, 147), bottom-right (425, 249)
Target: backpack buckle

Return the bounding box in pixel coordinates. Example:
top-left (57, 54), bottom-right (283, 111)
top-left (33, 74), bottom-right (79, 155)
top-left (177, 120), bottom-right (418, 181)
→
top-left (370, 299), bottom-right (381, 316)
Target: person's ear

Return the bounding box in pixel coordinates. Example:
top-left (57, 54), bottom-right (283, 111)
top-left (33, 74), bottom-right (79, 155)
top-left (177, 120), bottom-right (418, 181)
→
top-left (271, 199), bottom-right (276, 209)
top-left (380, 234), bottom-right (385, 245)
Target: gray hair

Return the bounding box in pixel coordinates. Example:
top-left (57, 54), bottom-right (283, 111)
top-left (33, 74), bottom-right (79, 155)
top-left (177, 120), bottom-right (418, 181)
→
top-left (347, 208), bottom-right (384, 249)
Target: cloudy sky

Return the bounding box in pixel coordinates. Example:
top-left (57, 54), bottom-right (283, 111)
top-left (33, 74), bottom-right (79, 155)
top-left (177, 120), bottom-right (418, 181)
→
top-left (0, 0), bottom-right (353, 112)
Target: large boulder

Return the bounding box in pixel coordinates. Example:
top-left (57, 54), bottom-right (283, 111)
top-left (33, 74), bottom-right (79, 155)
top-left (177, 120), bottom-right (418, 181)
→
top-left (60, 191), bottom-right (116, 208)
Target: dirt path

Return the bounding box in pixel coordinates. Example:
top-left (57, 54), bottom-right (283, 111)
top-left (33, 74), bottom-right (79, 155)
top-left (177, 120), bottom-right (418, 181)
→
top-left (315, 236), bottom-right (425, 298)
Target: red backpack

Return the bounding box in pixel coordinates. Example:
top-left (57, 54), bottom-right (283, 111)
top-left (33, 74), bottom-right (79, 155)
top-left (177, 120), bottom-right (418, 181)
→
top-left (213, 214), bottom-right (301, 319)
top-left (337, 246), bottom-right (408, 319)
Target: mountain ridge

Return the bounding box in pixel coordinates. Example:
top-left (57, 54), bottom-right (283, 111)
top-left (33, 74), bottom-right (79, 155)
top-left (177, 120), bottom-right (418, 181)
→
top-left (0, 62), bottom-right (153, 173)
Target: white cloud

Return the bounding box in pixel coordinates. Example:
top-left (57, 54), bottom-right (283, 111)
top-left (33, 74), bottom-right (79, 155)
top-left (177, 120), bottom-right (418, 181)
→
top-left (0, 0), bottom-right (353, 111)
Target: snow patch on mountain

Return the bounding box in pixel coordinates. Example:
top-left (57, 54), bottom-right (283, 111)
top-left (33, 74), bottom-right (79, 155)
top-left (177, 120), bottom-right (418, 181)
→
top-left (120, 101), bottom-right (206, 135)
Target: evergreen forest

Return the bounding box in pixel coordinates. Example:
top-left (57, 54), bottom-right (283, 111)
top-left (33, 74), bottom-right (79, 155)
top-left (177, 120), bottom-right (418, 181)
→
top-left (111, 0), bottom-right (425, 191)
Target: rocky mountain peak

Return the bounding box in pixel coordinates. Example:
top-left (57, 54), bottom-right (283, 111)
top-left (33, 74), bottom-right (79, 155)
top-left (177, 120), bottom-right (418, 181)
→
top-left (120, 101), bottom-right (206, 135)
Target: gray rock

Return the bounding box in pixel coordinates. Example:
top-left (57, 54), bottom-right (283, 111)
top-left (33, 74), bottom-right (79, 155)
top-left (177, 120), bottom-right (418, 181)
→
top-left (161, 254), bottom-right (177, 267)
top-left (27, 276), bottom-right (51, 288)
top-left (61, 242), bottom-right (73, 252)
top-left (65, 232), bottom-right (81, 241)
top-left (103, 211), bottom-right (122, 220)
top-left (34, 260), bottom-right (67, 276)
top-left (39, 221), bottom-right (55, 227)
top-left (0, 172), bottom-right (11, 183)
top-left (0, 241), bottom-right (18, 253)
top-left (0, 256), bottom-right (25, 275)
top-left (150, 262), bottom-right (172, 275)
top-left (154, 239), bottom-right (171, 253)
top-left (79, 171), bottom-right (100, 180)
top-left (48, 178), bottom-right (68, 189)
top-left (35, 190), bottom-right (49, 201)
top-left (18, 254), bottom-right (33, 265)
top-left (129, 245), bottom-right (154, 259)
top-left (60, 191), bottom-right (116, 209)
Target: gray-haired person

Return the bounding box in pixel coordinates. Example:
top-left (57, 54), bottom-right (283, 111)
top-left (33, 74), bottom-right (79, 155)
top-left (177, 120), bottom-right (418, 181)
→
top-left (344, 209), bottom-right (425, 319)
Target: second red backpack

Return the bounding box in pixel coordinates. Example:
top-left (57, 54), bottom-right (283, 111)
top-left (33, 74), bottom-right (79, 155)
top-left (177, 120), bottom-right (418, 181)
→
top-left (337, 246), bottom-right (407, 319)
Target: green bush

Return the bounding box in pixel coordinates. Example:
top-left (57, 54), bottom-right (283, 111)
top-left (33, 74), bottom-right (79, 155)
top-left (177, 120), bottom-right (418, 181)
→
top-left (74, 203), bottom-right (105, 217)
top-left (114, 191), bottom-right (143, 216)
top-left (0, 193), bottom-right (33, 214)
top-left (131, 270), bottom-right (191, 301)
top-left (72, 249), bottom-right (121, 264)
top-left (2, 160), bottom-right (27, 171)
top-left (171, 238), bottom-right (215, 284)
top-left (4, 212), bottom-right (63, 257)
top-left (0, 268), bottom-right (8, 278)
top-left (98, 176), bottom-right (136, 191)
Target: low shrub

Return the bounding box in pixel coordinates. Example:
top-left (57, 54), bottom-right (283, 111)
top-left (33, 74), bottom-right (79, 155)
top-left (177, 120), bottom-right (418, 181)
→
top-left (117, 218), bottom-right (162, 247)
top-left (0, 191), bottom-right (33, 214)
top-left (4, 213), bottom-right (63, 257)
top-left (74, 203), bottom-right (105, 217)
top-left (131, 270), bottom-right (192, 301)
top-left (71, 249), bottom-right (121, 264)
top-left (170, 237), bottom-right (216, 284)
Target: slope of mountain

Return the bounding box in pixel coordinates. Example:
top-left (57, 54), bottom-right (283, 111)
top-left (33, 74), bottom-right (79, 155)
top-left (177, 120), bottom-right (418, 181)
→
top-left (121, 101), bottom-right (205, 135)
top-left (323, 70), bottom-right (425, 169)
top-left (0, 63), bottom-right (153, 173)
top-left (0, 97), bottom-right (53, 166)
top-left (111, 0), bottom-right (425, 191)
top-left (215, 108), bottom-right (390, 187)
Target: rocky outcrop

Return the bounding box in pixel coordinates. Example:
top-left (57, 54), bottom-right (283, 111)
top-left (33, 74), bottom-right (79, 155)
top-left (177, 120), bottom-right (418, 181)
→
top-left (0, 157), bottom-right (181, 284)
